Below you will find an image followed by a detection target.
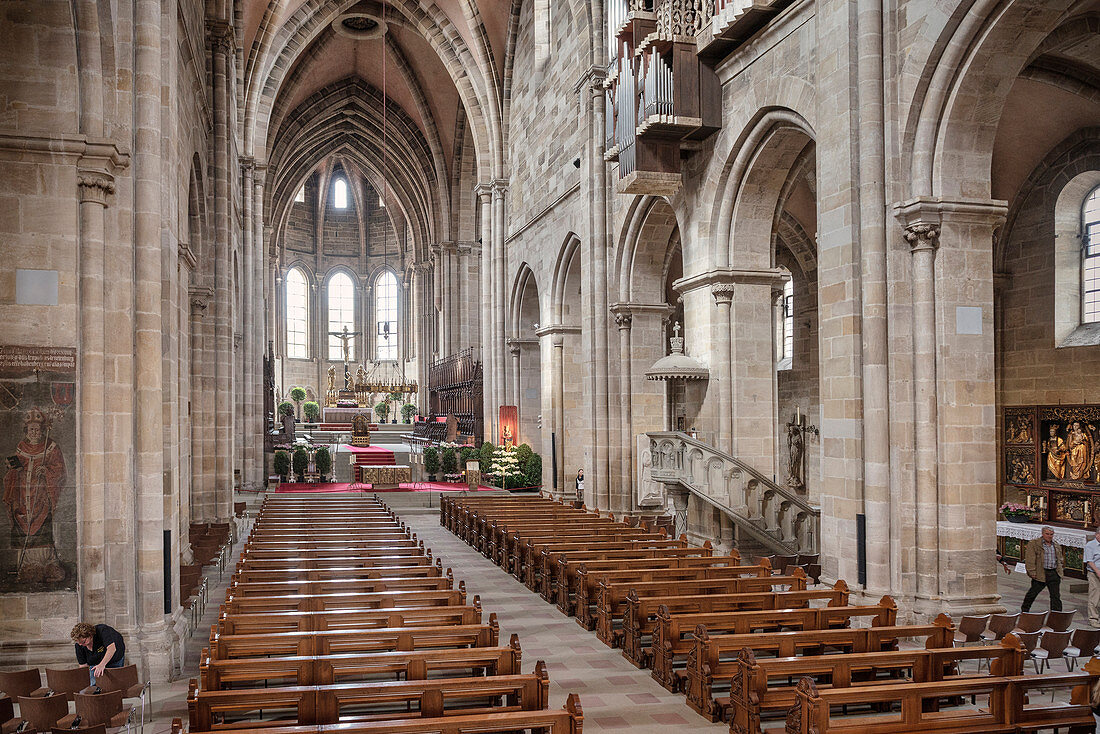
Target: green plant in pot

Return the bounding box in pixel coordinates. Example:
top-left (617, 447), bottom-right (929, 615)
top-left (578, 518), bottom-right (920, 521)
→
top-left (524, 453), bottom-right (543, 489)
top-left (314, 446), bottom-right (332, 482)
top-left (273, 450), bottom-right (291, 482)
top-left (290, 387), bottom-right (307, 420)
top-left (479, 441), bottom-right (495, 474)
top-left (1000, 501), bottom-right (1034, 523)
top-left (401, 403), bottom-right (417, 424)
top-left (388, 392), bottom-right (402, 423)
top-left (423, 447), bottom-right (440, 481)
top-left (374, 400), bottom-right (391, 423)
top-left (441, 447), bottom-right (459, 483)
top-left (292, 446), bottom-right (309, 482)
top-left (278, 401), bottom-right (295, 418)
top-left (303, 401), bottom-right (320, 423)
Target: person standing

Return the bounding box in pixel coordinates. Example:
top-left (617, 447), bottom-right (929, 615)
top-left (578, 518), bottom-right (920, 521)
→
top-left (71, 622), bottom-right (125, 685)
top-left (1086, 530), bottom-right (1100, 626)
top-left (1022, 526), bottom-right (1064, 612)
top-left (575, 469), bottom-right (584, 504)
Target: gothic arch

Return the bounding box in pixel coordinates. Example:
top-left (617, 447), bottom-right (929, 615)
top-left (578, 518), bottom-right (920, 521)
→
top-left (550, 233), bottom-right (582, 325)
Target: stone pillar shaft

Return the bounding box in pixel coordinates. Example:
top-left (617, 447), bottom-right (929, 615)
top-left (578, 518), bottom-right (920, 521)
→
top-left (712, 285), bottom-right (734, 454)
top-left (476, 188), bottom-right (493, 436)
top-left (211, 26), bottom-right (232, 520)
top-left (492, 184), bottom-right (507, 425)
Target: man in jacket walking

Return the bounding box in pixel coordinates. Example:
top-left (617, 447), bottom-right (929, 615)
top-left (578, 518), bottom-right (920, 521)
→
top-left (1022, 526), bottom-right (1064, 612)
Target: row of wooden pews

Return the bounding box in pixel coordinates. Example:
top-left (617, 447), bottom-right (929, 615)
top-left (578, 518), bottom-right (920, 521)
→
top-left (175, 494), bottom-right (583, 734)
top-left (441, 493), bottom-right (1098, 733)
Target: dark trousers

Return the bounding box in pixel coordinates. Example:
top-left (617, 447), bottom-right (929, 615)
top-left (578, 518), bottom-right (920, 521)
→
top-left (1021, 568), bottom-right (1062, 612)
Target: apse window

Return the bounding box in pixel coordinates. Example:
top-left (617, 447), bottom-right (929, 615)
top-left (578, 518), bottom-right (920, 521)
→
top-left (1084, 186), bottom-right (1100, 324)
top-left (776, 272), bottom-right (793, 370)
top-left (286, 268), bottom-right (309, 359)
top-left (376, 271), bottom-right (399, 361)
top-left (333, 178), bottom-right (348, 209)
top-left (294, 185), bottom-right (305, 203)
top-left (327, 272), bottom-right (356, 360)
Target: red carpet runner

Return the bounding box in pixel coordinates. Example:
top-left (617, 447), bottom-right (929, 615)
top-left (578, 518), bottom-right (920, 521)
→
top-left (344, 445), bottom-right (397, 466)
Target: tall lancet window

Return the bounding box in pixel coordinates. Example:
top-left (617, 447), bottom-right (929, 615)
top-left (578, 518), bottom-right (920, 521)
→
top-left (776, 271), bottom-right (793, 370)
top-left (1084, 186), bottom-right (1100, 324)
top-left (327, 272), bottom-right (356, 360)
top-left (286, 268), bottom-right (309, 359)
top-left (333, 177), bottom-right (348, 209)
top-left (376, 271), bottom-right (399, 361)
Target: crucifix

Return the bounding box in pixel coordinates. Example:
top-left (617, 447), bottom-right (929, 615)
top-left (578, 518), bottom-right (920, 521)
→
top-left (328, 325), bottom-right (361, 389)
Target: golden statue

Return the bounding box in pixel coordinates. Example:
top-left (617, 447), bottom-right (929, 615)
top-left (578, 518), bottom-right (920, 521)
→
top-left (1067, 421), bottom-right (1094, 480)
top-left (327, 365), bottom-right (336, 394)
top-left (1045, 424), bottom-right (1068, 480)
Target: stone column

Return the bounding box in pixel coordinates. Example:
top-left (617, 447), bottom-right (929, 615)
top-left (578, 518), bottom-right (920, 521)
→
top-left (189, 289), bottom-right (211, 519)
top-left (587, 71), bottom-right (611, 511)
top-left (510, 341), bottom-right (521, 409)
top-left (134, 0), bottom-right (170, 679)
top-left (711, 284), bottom-right (734, 454)
top-left (241, 158), bottom-right (255, 489)
top-left (614, 311), bottom-right (633, 507)
top-left (210, 23), bottom-right (233, 520)
top-left (77, 168), bottom-right (115, 621)
top-left (552, 331), bottom-right (567, 497)
top-left (457, 244), bottom-right (472, 349)
top-left (433, 244), bottom-right (446, 356)
top-left (253, 166), bottom-right (267, 472)
top-left (415, 264), bottom-right (432, 410)
top-left (492, 181), bottom-right (508, 419)
top-left (475, 185), bottom-right (494, 436)
top-left (895, 197), bottom-right (1006, 616)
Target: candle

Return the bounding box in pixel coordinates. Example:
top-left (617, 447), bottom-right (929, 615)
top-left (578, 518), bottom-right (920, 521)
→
top-left (796, 406), bottom-right (800, 423)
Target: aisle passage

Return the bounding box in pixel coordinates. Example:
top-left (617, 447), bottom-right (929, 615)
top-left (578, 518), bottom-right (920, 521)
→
top-left (395, 505), bottom-right (729, 733)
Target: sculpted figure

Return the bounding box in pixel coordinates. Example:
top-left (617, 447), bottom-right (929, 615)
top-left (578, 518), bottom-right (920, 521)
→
top-left (1046, 424), bottom-right (1068, 481)
top-left (786, 423), bottom-right (805, 490)
top-left (327, 366), bottom-right (336, 393)
top-left (1067, 421), bottom-right (1094, 481)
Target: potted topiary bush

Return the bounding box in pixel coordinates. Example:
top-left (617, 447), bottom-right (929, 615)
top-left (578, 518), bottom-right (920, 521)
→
top-left (374, 400), bottom-right (391, 424)
top-left (314, 446), bottom-right (332, 481)
top-left (441, 447), bottom-right (459, 483)
top-left (524, 453), bottom-right (543, 490)
top-left (273, 450), bottom-right (291, 482)
top-left (479, 441), bottom-right (495, 475)
top-left (303, 401), bottom-right (320, 424)
top-left (388, 392), bottom-right (402, 423)
top-left (423, 447), bottom-right (440, 482)
top-left (290, 387), bottom-right (307, 420)
top-left (278, 401), bottom-right (295, 418)
top-left (401, 403), bottom-right (417, 424)
top-left (292, 446), bottom-right (309, 482)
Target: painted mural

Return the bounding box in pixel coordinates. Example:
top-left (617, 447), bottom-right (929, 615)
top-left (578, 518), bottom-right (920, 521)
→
top-left (0, 345), bottom-right (77, 592)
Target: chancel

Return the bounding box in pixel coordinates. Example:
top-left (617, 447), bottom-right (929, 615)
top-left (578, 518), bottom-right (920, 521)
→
top-left (2, 0), bottom-right (1100, 731)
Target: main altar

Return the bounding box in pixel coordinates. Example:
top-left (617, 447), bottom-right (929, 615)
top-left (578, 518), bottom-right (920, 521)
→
top-left (322, 326), bottom-right (417, 417)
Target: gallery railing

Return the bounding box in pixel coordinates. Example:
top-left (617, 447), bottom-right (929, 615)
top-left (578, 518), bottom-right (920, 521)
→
top-left (644, 431), bottom-right (819, 554)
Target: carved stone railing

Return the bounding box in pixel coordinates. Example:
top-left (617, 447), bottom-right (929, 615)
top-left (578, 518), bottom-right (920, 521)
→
top-left (643, 431), bottom-right (819, 554)
top-left (656, 0), bottom-right (713, 39)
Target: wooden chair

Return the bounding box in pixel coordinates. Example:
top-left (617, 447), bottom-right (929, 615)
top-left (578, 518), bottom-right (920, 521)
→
top-left (53, 725), bottom-right (106, 734)
top-left (1, 695), bottom-right (19, 734)
top-left (1032, 629), bottom-right (1072, 673)
top-left (1013, 610), bottom-right (1046, 633)
top-left (1064, 627), bottom-right (1100, 670)
top-left (1013, 630), bottom-right (1043, 673)
top-left (0, 670), bottom-right (48, 699)
top-left (1041, 608), bottom-right (1076, 632)
top-left (15, 695), bottom-right (72, 732)
top-left (94, 666), bottom-right (147, 730)
top-left (796, 553), bottom-right (819, 566)
top-left (72, 691), bottom-right (130, 730)
top-left (951, 614), bottom-right (989, 650)
top-left (774, 554), bottom-right (798, 573)
top-left (44, 668), bottom-right (94, 703)
top-left (980, 612), bottom-right (1019, 642)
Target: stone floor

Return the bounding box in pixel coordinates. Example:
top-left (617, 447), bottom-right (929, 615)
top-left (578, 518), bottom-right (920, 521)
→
top-left (140, 494), bottom-right (1099, 733)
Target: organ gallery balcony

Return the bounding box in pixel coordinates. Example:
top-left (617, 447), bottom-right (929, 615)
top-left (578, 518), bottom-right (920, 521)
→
top-left (604, 0), bottom-right (793, 195)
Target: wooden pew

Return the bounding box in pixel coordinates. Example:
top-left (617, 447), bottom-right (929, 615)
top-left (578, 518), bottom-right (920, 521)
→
top-left (214, 604), bottom-right (484, 635)
top-left (728, 640), bottom-right (1026, 732)
top-left (232, 564), bottom-right (444, 582)
top-left (208, 622), bottom-right (498, 659)
top-left (200, 637), bottom-right (525, 689)
top-left (492, 518), bottom-right (628, 568)
top-left (505, 526), bottom-right (667, 575)
top-left (683, 616), bottom-right (954, 717)
top-left (236, 556), bottom-right (440, 571)
top-left (478, 513), bottom-right (605, 556)
top-left (240, 550), bottom-right (435, 565)
top-left (188, 664), bottom-right (549, 729)
top-left (555, 549), bottom-right (733, 616)
top-left (222, 588), bottom-right (468, 614)
top-left (779, 673), bottom-right (1095, 734)
top-left (535, 542), bottom-right (711, 599)
top-left (589, 569), bottom-right (805, 637)
top-left (180, 693), bottom-right (583, 734)
top-left (524, 537), bottom-right (690, 590)
top-left (617, 582), bottom-right (851, 666)
top-left (226, 577), bottom-right (459, 597)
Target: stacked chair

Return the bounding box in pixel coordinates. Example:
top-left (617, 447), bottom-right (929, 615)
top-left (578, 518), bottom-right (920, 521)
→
top-left (177, 494), bottom-right (583, 734)
top-left (442, 493), bottom-right (1100, 734)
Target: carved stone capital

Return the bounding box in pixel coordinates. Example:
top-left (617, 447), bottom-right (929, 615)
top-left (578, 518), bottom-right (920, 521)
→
top-left (473, 182), bottom-right (493, 201)
top-left (615, 312), bottom-right (633, 330)
top-left (509, 343), bottom-right (521, 357)
top-left (711, 283), bottom-right (735, 306)
top-left (208, 22), bottom-right (236, 53)
top-left (239, 156), bottom-right (255, 175)
top-left (904, 223), bottom-right (940, 253)
top-left (77, 172), bottom-right (115, 205)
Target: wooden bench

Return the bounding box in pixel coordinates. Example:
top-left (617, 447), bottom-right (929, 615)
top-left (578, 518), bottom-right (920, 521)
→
top-left (555, 551), bottom-right (737, 616)
top-left (491, 518), bottom-right (629, 567)
top-left (214, 604), bottom-right (485, 635)
top-left (778, 673), bottom-right (1095, 734)
top-left (179, 693), bottom-right (582, 734)
top-left (588, 569), bottom-right (804, 637)
top-left (188, 664), bottom-right (549, 729)
top-left (232, 564), bottom-right (444, 582)
top-left (618, 582), bottom-right (851, 666)
top-left (728, 640), bottom-right (1026, 731)
top-left (656, 596), bottom-right (900, 690)
top-left (240, 550), bottom-right (435, 565)
top-left (222, 588), bottom-right (468, 614)
top-left (506, 527), bottom-right (668, 576)
top-left (525, 538), bottom-right (690, 590)
top-left (682, 616), bottom-right (954, 705)
top-left (236, 556), bottom-right (439, 571)
top-left (208, 622), bottom-right (498, 659)
top-left (536, 543), bottom-right (712, 600)
top-left (199, 637), bottom-right (525, 689)
top-left (226, 577), bottom-right (460, 597)
top-left (479, 513), bottom-right (608, 556)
